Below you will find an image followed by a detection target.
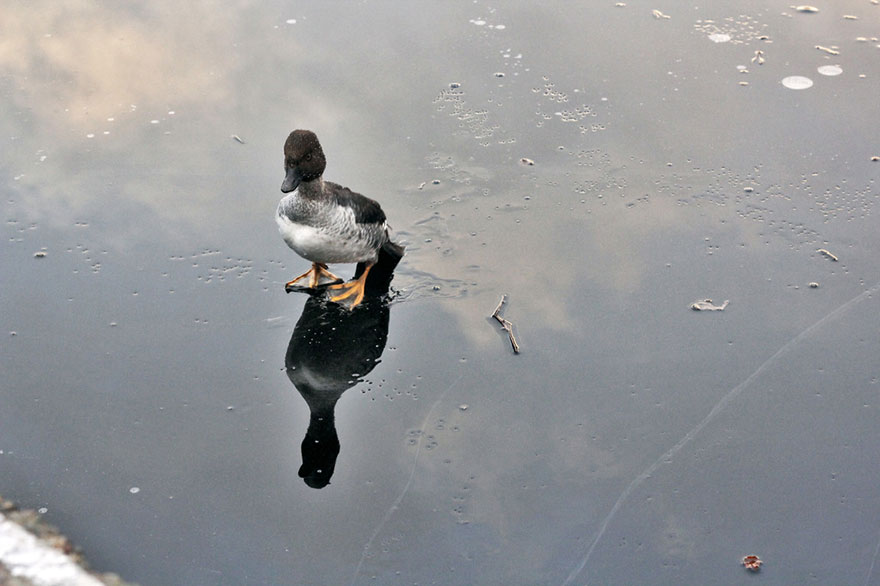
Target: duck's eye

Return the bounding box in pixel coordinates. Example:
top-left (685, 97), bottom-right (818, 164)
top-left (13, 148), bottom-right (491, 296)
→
top-left (305, 153), bottom-right (312, 161)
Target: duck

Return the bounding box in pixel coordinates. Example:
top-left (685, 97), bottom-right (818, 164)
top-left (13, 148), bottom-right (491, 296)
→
top-left (276, 129), bottom-right (403, 308)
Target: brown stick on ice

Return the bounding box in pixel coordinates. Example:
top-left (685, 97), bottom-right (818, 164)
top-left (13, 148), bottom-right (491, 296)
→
top-left (491, 294), bottom-right (520, 354)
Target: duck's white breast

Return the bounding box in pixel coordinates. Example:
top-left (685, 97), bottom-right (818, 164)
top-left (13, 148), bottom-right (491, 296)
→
top-left (276, 208), bottom-right (376, 264)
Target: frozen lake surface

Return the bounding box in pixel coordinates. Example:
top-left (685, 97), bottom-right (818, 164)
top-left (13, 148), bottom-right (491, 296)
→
top-left (3, 1), bottom-right (880, 584)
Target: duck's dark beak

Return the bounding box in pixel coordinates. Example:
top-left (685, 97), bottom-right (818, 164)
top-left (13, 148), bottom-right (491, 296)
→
top-left (281, 167), bottom-right (301, 193)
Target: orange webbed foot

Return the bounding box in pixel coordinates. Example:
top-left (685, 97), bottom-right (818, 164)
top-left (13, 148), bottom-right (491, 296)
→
top-left (327, 264), bottom-right (374, 309)
top-left (285, 263), bottom-right (343, 292)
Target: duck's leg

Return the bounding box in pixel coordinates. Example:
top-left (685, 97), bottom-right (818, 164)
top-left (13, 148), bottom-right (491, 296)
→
top-left (285, 263), bottom-right (343, 291)
top-left (309, 263), bottom-right (343, 288)
top-left (327, 263), bottom-right (374, 308)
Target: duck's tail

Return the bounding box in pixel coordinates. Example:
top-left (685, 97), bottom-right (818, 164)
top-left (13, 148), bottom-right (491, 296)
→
top-left (381, 240), bottom-right (405, 262)
top-left (357, 240), bottom-right (405, 296)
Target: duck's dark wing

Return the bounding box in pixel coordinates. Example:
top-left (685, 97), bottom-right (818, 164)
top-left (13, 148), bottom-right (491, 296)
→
top-left (328, 181), bottom-right (386, 225)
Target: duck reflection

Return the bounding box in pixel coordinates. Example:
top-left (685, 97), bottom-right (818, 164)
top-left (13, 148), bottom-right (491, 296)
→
top-left (284, 245), bottom-right (401, 488)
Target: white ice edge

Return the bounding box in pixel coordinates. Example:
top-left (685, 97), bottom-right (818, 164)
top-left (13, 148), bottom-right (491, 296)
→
top-left (0, 513), bottom-right (103, 586)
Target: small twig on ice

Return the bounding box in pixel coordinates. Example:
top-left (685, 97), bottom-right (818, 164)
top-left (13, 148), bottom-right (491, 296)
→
top-left (490, 294), bottom-right (520, 354)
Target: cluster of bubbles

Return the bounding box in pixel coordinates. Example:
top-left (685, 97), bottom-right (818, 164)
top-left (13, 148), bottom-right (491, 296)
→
top-left (693, 14), bottom-right (771, 45)
top-left (433, 86), bottom-right (511, 147)
top-left (530, 76), bottom-right (606, 134)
